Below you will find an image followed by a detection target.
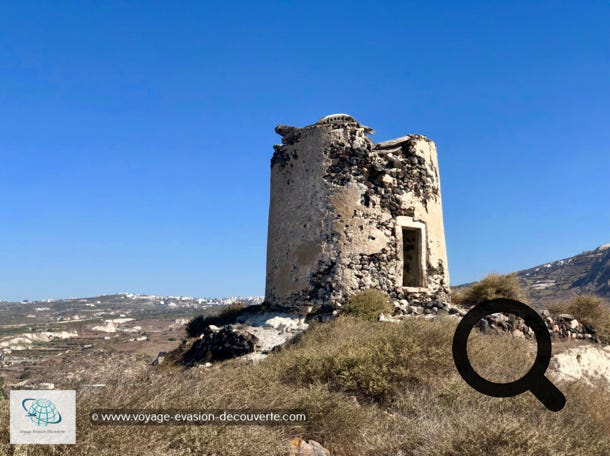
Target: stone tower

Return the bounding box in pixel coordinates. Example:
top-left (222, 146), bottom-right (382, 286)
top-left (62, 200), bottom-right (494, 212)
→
top-left (265, 114), bottom-right (450, 311)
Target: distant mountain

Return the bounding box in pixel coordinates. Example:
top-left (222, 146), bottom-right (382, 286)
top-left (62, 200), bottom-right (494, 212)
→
top-left (516, 244), bottom-right (610, 304)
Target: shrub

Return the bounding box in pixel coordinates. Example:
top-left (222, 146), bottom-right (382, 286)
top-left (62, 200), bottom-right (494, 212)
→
top-left (185, 302), bottom-right (246, 338)
top-left (563, 295), bottom-right (608, 325)
top-left (550, 295), bottom-right (610, 340)
top-left (454, 273), bottom-right (526, 307)
top-left (268, 316), bottom-right (456, 403)
top-left (341, 289), bottom-right (394, 321)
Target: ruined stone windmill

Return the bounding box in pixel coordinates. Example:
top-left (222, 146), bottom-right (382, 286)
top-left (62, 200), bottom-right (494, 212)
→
top-left (265, 114), bottom-right (450, 312)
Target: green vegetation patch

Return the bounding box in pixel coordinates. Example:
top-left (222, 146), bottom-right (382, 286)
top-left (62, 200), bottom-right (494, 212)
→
top-left (341, 289), bottom-right (394, 321)
top-left (268, 316), bottom-right (455, 403)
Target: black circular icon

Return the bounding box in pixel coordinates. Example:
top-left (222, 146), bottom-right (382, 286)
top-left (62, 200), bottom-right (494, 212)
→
top-left (452, 298), bottom-right (566, 412)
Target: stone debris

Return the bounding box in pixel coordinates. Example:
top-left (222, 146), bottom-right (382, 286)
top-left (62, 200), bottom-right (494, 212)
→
top-left (419, 307), bottom-right (598, 342)
top-left (177, 312), bottom-right (310, 367)
top-left (288, 438), bottom-right (331, 456)
top-left (380, 298), bottom-right (601, 345)
top-left (181, 326), bottom-right (257, 366)
top-left (393, 297), bottom-right (459, 317)
top-left (151, 351), bottom-right (167, 366)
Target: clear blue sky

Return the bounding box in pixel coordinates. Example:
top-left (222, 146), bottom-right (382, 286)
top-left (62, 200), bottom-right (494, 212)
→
top-left (1, 1), bottom-right (608, 301)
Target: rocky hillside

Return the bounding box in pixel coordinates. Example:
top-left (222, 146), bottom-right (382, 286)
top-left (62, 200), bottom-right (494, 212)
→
top-left (517, 243), bottom-right (610, 304)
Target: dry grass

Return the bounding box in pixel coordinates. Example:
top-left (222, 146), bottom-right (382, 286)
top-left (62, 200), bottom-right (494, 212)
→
top-left (467, 330), bottom-right (537, 383)
top-left (2, 315), bottom-right (610, 455)
top-left (453, 273), bottom-right (526, 307)
top-left (269, 316), bottom-right (455, 403)
top-left (0, 395), bottom-right (8, 456)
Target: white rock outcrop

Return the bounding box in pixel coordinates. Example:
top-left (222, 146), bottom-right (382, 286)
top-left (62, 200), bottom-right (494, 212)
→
top-left (551, 345), bottom-right (610, 386)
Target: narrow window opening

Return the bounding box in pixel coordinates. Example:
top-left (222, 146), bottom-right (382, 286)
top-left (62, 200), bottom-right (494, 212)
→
top-left (402, 227), bottom-right (423, 287)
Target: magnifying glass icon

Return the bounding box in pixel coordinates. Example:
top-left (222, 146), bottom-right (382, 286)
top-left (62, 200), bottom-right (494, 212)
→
top-left (452, 298), bottom-right (566, 412)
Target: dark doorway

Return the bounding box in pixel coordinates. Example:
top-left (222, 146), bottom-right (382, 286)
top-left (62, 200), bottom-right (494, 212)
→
top-left (402, 227), bottom-right (423, 287)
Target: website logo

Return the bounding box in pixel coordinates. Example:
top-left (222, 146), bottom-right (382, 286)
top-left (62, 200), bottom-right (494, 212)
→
top-left (22, 398), bottom-right (63, 426)
top-left (10, 390), bottom-right (76, 444)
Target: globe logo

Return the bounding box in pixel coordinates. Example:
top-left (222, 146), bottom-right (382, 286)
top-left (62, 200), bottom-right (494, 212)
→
top-left (21, 398), bottom-right (63, 426)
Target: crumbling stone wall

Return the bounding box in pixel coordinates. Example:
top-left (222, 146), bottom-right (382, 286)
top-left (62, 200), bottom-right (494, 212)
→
top-left (265, 114), bottom-right (450, 311)
top-left (479, 310), bottom-right (600, 343)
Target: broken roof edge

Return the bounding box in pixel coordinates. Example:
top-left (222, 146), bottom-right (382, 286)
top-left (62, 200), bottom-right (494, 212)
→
top-left (375, 134), bottom-right (433, 149)
top-left (274, 116), bottom-right (435, 146)
top-left (275, 114), bottom-right (375, 137)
